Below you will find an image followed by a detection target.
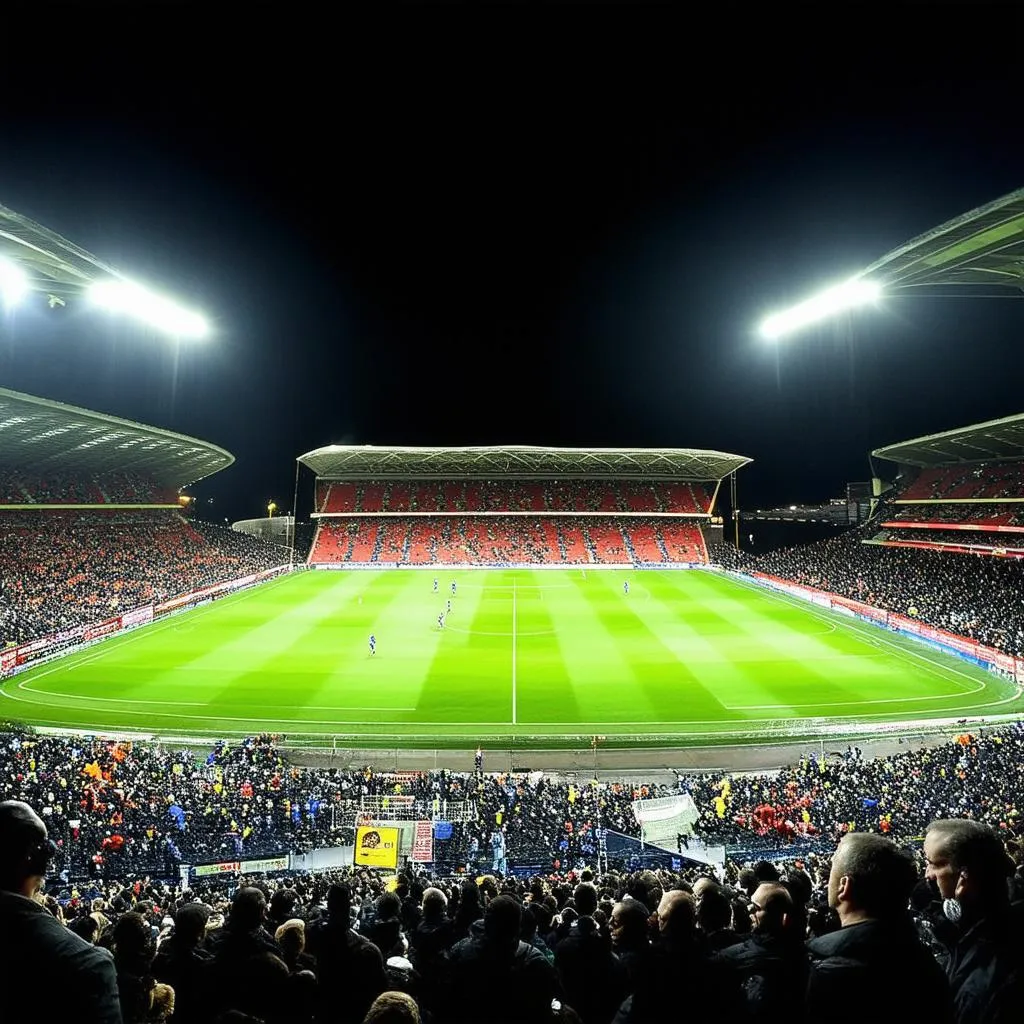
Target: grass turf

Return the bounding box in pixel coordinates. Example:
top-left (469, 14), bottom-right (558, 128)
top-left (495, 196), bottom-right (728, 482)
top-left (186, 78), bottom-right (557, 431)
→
top-left (3, 569), bottom-right (1019, 748)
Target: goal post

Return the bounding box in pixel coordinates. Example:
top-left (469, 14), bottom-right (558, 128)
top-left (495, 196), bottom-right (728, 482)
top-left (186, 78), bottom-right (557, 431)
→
top-left (631, 794), bottom-right (699, 849)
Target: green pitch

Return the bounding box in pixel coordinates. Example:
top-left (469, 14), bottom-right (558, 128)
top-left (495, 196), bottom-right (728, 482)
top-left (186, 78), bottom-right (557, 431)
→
top-left (3, 569), bottom-right (1020, 747)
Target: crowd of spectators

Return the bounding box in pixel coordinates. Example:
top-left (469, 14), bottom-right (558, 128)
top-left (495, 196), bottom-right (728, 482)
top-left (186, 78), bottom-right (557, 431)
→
top-left (899, 461), bottom-right (1024, 501)
top-left (0, 470), bottom-right (177, 505)
top-left (4, 791), bottom-right (1024, 1022)
top-left (7, 723), bottom-right (1024, 887)
top-left (745, 528), bottom-right (1024, 657)
top-left (884, 504), bottom-right (1024, 527)
top-left (311, 517), bottom-right (705, 566)
top-left (0, 514), bottom-right (288, 647)
top-left (317, 481), bottom-right (711, 516)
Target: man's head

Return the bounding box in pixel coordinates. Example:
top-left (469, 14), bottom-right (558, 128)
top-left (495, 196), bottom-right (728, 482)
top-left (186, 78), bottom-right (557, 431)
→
top-left (0, 801), bottom-right (52, 897)
top-left (230, 887), bottom-right (268, 932)
top-left (748, 883), bottom-right (792, 938)
top-left (827, 834), bottom-right (916, 926)
top-left (696, 886), bottom-right (731, 934)
top-left (483, 895), bottom-right (522, 951)
top-left (924, 819), bottom-right (1013, 920)
top-left (609, 898), bottom-right (650, 948)
top-left (692, 876), bottom-right (719, 903)
top-left (656, 889), bottom-right (696, 941)
top-left (422, 887), bottom-right (448, 919)
top-left (573, 881), bottom-right (598, 918)
top-left (326, 883), bottom-right (352, 923)
top-left (173, 903), bottom-right (211, 947)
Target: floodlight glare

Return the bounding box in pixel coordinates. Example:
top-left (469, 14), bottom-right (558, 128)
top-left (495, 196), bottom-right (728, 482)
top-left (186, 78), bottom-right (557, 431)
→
top-left (760, 277), bottom-right (882, 340)
top-left (0, 257), bottom-right (29, 309)
top-left (89, 279), bottom-right (210, 339)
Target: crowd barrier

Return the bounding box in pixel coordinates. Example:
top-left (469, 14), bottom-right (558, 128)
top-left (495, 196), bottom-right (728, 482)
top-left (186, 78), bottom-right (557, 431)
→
top-left (742, 571), bottom-right (1024, 683)
top-left (0, 564), bottom-right (294, 678)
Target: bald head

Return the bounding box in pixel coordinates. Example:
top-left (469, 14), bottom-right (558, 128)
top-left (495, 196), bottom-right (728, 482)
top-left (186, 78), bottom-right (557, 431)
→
top-left (657, 889), bottom-right (696, 939)
top-left (750, 883), bottom-right (791, 936)
top-left (0, 801), bottom-right (49, 895)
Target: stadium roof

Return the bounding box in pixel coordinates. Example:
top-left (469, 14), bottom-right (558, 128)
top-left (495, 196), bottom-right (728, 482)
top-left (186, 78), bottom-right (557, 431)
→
top-left (857, 187), bottom-right (1024, 293)
top-left (0, 202), bottom-right (209, 338)
top-left (0, 387), bottom-right (234, 487)
top-left (0, 202), bottom-right (124, 298)
top-left (873, 412), bottom-right (1024, 466)
top-left (298, 445), bottom-right (751, 481)
top-left (760, 188), bottom-right (1024, 339)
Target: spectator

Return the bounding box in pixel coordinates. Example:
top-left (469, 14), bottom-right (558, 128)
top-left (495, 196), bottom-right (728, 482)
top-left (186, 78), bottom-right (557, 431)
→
top-left (444, 894), bottom-right (557, 1023)
top-left (715, 882), bottom-right (806, 1021)
top-left (305, 883), bottom-right (388, 1024)
top-left (152, 903), bottom-right (213, 1024)
top-left (805, 833), bottom-right (954, 1024)
top-left (0, 799), bottom-right (122, 1023)
top-left (924, 819), bottom-right (1024, 1023)
top-left (553, 882), bottom-right (625, 1024)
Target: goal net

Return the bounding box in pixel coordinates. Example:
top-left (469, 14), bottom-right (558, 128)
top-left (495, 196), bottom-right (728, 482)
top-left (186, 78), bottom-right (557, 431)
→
top-left (631, 794), bottom-right (699, 849)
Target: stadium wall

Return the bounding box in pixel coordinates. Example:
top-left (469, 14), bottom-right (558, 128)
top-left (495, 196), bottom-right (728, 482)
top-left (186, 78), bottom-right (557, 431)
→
top-left (737, 571), bottom-right (1024, 683)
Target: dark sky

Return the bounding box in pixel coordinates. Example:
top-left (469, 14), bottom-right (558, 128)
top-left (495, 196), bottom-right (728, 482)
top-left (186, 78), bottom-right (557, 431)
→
top-left (1, 9), bottom-right (1023, 522)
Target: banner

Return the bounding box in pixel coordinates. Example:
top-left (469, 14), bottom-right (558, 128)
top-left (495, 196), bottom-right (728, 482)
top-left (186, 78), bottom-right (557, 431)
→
top-left (240, 856), bottom-right (289, 873)
top-left (354, 826), bottom-right (400, 869)
top-left (411, 820), bottom-right (434, 862)
top-left (193, 861), bottom-right (241, 876)
top-left (84, 617), bottom-right (122, 643)
top-left (121, 606), bottom-right (154, 629)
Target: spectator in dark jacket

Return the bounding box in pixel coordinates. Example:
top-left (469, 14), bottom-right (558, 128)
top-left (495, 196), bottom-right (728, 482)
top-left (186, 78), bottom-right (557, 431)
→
top-left (444, 894), bottom-right (558, 1023)
top-left (615, 890), bottom-right (730, 1024)
top-left (715, 882), bottom-right (807, 1021)
top-left (806, 833), bottom-right (954, 1024)
top-left (204, 887), bottom-right (285, 1017)
top-left (305, 883), bottom-right (389, 1024)
top-left (553, 882), bottom-right (625, 1024)
top-left (152, 903), bottom-right (213, 1024)
top-left (408, 888), bottom-right (455, 1017)
top-left (0, 800), bottom-right (122, 1024)
top-left (924, 819), bottom-right (1024, 1024)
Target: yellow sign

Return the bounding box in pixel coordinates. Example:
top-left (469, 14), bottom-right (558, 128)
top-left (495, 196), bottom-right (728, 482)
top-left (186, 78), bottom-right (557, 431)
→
top-left (354, 826), bottom-right (400, 869)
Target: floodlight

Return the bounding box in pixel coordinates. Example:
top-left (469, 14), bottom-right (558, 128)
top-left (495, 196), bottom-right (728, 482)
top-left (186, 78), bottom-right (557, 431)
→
top-left (89, 279), bottom-right (210, 339)
top-left (760, 277), bottom-right (882, 340)
top-left (0, 257), bottom-right (29, 308)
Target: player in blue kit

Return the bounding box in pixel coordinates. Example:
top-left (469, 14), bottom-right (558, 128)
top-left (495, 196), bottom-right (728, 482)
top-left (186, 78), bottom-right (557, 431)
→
top-left (368, 634), bottom-right (376, 656)
top-left (623, 580), bottom-right (629, 595)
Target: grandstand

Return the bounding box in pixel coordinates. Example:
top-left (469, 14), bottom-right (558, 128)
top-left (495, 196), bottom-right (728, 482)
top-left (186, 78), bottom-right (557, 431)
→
top-left (299, 445), bottom-right (750, 567)
top-left (870, 412), bottom-right (1024, 558)
top-left (0, 387), bottom-right (288, 654)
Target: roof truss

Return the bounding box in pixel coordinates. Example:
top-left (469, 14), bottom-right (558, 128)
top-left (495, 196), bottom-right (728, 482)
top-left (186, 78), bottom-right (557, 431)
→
top-left (298, 445), bottom-right (751, 481)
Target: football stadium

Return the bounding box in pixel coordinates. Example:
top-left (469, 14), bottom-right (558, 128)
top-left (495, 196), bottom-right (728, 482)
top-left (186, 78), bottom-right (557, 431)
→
top-left (4, 175), bottom-right (1024, 1021)
top-left (5, 431), bottom-right (1022, 751)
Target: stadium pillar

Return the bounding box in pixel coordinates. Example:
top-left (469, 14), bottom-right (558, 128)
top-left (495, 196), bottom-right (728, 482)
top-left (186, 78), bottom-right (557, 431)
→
top-left (289, 457), bottom-right (301, 566)
top-left (730, 472), bottom-right (740, 550)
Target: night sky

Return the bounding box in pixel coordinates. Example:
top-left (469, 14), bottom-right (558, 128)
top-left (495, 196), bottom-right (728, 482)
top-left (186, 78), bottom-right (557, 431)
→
top-left (1, 10), bottom-right (1022, 524)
